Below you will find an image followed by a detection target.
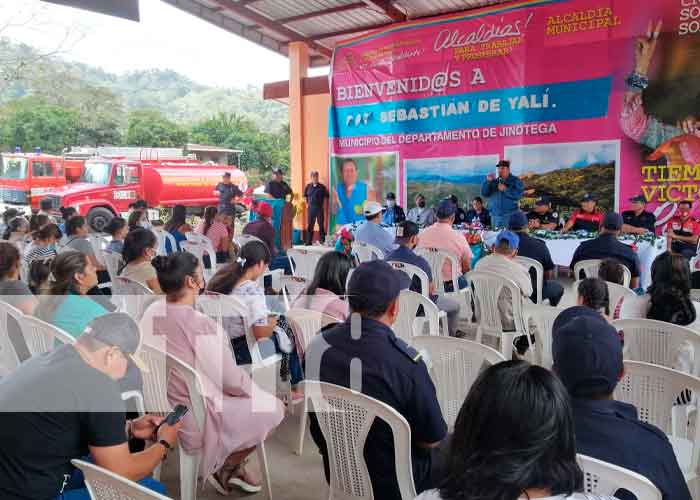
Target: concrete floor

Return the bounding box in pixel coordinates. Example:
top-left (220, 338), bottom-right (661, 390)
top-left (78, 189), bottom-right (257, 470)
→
top-left (160, 411), bottom-right (328, 500)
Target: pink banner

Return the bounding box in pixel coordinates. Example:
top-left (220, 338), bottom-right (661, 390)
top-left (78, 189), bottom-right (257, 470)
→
top-left (329, 0), bottom-right (700, 228)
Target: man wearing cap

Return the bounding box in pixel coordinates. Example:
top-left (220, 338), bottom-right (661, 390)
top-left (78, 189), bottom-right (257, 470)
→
top-left (447, 194), bottom-right (468, 225)
top-left (508, 212), bottom-right (564, 306)
top-left (465, 196), bottom-right (491, 228)
top-left (407, 193), bottom-right (436, 228)
top-left (354, 201), bottom-right (395, 256)
top-left (0, 313), bottom-right (181, 500)
top-left (552, 312), bottom-right (691, 500)
top-left (381, 192), bottom-right (406, 225)
top-left (243, 201), bottom-right (277, 256)
top-left (570, 212), bottom-right (641, 289)
top-left (385, 220), bottom-right (461, 335)
top-left (303, 171), bottom-right (329, 245)
top-left (475, 230), bottom-right (533, 332)
top-left (562, 194), bottom-right (604, 233)
top-left (264, 167), bottom-right (292, 200)
top-left (481, 160), bottom-right (524, 228)
top-left (417, 199), bottom-right (473, 289)
top-left (665, 200), bottom-right (700, 259)
top-left (305, 260), bottom-right (447, 500)
top-left (214, 172), bottom-right (244, 214)
top-left (527, 197), bottom-right (559, 230)
top-left (622, 195), bottom-right (656, 234)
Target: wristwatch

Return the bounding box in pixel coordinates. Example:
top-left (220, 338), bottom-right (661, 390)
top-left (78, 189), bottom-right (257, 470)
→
top-left (158, 439), bottom-right (172, 460)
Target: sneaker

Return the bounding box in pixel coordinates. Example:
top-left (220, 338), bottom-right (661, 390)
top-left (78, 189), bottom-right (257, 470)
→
top-left (229, 464), bottom-right (262, 494)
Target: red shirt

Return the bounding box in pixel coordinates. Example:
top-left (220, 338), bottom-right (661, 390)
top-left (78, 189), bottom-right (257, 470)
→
top-left (666, 216), bottom-right (700, 237)
top-left (568, 209), bottom-right (604, 232)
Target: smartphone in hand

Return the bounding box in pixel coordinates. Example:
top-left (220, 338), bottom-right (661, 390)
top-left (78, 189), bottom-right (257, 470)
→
top-left (156, 404), bottom-right (188, 434)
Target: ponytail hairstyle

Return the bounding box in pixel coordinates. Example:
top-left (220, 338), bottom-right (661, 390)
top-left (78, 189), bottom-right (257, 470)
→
top-left (577, 278), bottom-right (610, 316)
top-left (3, 216), bottom-right (28, 240)
top-left (28, 258), bottom-right (52, 294)
top-left (59, 206), bottom-right (77, 221)
top-left (0, 241), bottom-right (20, 280)
top-left (597, 258), bottom-right (625, 286)
top-left (104, 216), bottom-right (127, 238)
top-left (65, 216), bottom-right (86, 236)
top-left (165, 205), bottom-right (187, 233)
top-left (306, 251), bottom-right (352, 299)
top-left (120, 228), bottom-right (157, 273)
top-left (32, 223), bottom-right (62, 243)
top-left (35, 251), bottom-right (89, 320)
top-left (127, 209), bottom-right (145, 232)
top-left (202, 206), bottom-right (217, 236)
top-left (647, 252), bottom-right (696, 326)
top-left (29, 213), bottom-right (49, 232)
top-left (152, 252), bottom-right (200, 299)
top-left (207, 240), bottom-right (270, 295)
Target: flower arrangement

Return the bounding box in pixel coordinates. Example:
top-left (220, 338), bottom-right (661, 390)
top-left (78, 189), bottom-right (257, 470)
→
top-left (333, 227), bottom-right (354, 256)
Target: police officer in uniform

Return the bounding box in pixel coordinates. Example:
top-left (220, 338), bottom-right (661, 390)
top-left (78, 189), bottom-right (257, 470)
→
top-left (305, 260), bottom-right (447, 500)
top-left (303, 170), bottom-right (329, 245)
top-left (622, 195), bottom-right (656, 234)
top-left (527, 197), bottom-right (559, 230)
top-left (264, 167), bottom-right (292, 200)
top-left (562, 193), bottom-right (604, 233)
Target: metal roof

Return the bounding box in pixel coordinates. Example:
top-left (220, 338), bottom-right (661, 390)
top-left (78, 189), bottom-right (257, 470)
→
top-left (160, 0), bottom-right (510, 66)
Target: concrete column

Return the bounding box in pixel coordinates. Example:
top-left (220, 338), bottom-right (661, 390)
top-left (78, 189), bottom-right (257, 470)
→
top-left (288, 42), bottom-right (309, 213)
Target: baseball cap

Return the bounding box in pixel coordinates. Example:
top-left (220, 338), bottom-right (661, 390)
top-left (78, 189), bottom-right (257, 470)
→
top-left (386, 192), bottom-right (396, 200)
top-left (256, 201), bottom-right (273, 218)
top-left (310, 170), bottom-right (319, 176)
top-left (495, 230), bottom-right (520, 249)
top-left (602, 212), bottom-right (623, 231)
top-left (272, 167), bottom-right (283, 174)
top-left (581, 193), bottom-right (596, 202)
top-left (552, 314), bottom-right (623, 397)
top-left (222, 172), bottom-right (231, 178)
top-left (363, 201), bottom-right (384, 217)
top-left (507, 211), bottom-right (529, 231)
top-left (629, 194), bottom-right (646, 204)
top-left (347, 261), bottom-right (410, 312)
top-left (436, 199), bottom-right (456, 218)
top-left (497, 160), bottom-right (511, 168)
top-left (81, 313), bottom-right (148, 372)
top-left (535, 197), bottom-right (550, 206)
top-left (395, 220), bottom-right (419, 240)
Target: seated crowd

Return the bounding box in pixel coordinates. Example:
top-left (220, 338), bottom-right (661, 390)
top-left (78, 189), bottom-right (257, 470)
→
top-left (0, 193), bottom-right (698, 500)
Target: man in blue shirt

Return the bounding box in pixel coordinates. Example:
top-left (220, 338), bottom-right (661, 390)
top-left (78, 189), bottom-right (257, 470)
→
top-left (553, 312), bottom-right (691, 500)
top-left (381, 192), bottom-right (406, 225)
top-left (481, 160), bottom-right (524, 228)
top-left (354, 201), bottom-right (395, 256)
top-left (385, 221), bottom-right (460, 335)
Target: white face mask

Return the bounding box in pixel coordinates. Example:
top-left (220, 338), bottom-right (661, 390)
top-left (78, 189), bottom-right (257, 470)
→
top-left (140, 220), bottom-right (151, 229)
top-left (386, 200), bottom-right (396, 208)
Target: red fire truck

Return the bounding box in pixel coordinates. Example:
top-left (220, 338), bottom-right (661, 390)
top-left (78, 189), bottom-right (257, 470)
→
top-left (0, 150), bottom-right (68, 212)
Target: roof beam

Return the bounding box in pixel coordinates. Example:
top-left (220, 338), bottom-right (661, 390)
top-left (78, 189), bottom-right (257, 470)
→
top-left (275, 3), bottom-right (367, 25)
top-left (310, 22), bottom-right (393, 40)
top-left (209, 0), bottom-right (333, 57)
top-left (361, 0), bottom-right (406, 22)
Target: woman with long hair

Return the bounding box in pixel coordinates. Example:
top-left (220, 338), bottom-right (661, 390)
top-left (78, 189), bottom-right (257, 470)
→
top-left (119, 228), bottom-right (162, 293)
top-left (2, 216), bottom-right (29, 244)
top-left (35, 251), bottom-right (107, 339)
top-left (646, 251), bottom-right (697, 327)
top-left (164, 204), bottom-right (188, 253)
top-left (0, 241), bottom-right (37, 315)
top-left (292, 251), bottom-right (351, 321)
top-left (63, 216), bottom-right (104, 271)
top-left (141, 252), bottom-right (283, 494)
top-left (420, 361), bottom-right (614, 500)
top-left (597, 259), bottom-right (626, 320)
top-left (127, 209), bottom-right (148, 233)
top-left (195, 206), bottom-right (231, 263)
top-left (29, 213), bottom-right (50, 233)
top-left (104, 216), bottom-right (128, 253)
top-left (23, 223), bottom-right (62, 265)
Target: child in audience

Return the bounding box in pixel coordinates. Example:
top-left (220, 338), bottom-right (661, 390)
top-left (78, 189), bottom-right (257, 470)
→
top-left (28, 258), bottom-right (52, 295)
top-left (196, 206), bottom-right (231, 263)
top-left (142, 252), bottom-right (284, 494)
top-left (119, 228), bottom-right (162, 293)
top-left (293, 251), bottom-right (351, 322)
top-left (420, 360), bottom-right (615, 500)
top-left (105, 217), bottom-right (128, 253)
top-left (23, 223), bottom-right (62, 265)
top-left (597, 258), bottom-right (626, 319)
top-left (164, 204), bottom-right (188, 253)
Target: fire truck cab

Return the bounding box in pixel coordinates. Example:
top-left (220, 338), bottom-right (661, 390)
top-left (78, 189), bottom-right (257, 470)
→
top-left (0, 150), bottom-right (67, 214)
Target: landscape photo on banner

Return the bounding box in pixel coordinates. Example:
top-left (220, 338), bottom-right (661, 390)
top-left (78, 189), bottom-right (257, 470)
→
top-left (328, 0), bottom-right (700, 231)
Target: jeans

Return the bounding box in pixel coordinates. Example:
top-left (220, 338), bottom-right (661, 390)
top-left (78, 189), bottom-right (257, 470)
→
top-left (435, 296), bottom-right (460, 336)
top-left (491, 213), bottom-right (514, 229)
top-left (231, 335), bottom-right (303, 385)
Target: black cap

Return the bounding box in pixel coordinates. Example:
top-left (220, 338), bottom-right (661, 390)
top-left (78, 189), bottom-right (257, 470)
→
top-left (497, 160), bottom-right (511, 168)
top-left (436, 199), bottom-right (456, 218)
top-left (552, 314), bottom-right (623, 397)
top-left (395, 220), bottom-right (419, 240)
top-left (602, 212), bottom-right (623, 231)
top-left (535, 196), bottom-right (550, 206)
top-left (629, 194), bottom-right (646, 204)
top-left (347, 261), bottom-right (410, 312)
top-left (272, 167), bottom-right (283, 174)
top-left (581, 193), bottom-right (596, 202)
top-left (386, 192), bottom-right (396, 200)
top-left (223, 172), bottom-right (231, 178)
top-left (508, 211), bottom-right (528, 231)
top-left (81, 313), bottom-right (147, 372)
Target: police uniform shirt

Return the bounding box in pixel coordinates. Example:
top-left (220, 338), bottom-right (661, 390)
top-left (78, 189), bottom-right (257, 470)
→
top-left (527, 209), bottom-right (559, 228)
top-left (454, 207), bottom-right (468, 225)
top-left (215, 182), bottom-right (243, 209)
top-left (304, 183), bottom-right (328, 208)
top-left (568, 209), bottom-right (604, 233)
top-left (570, 234), bottom-right (641, 279)
top-left (305, 318), bottom-right (447, 499)
top-left (265, 180), bottom-right (292, 199)
top-left (573, 398), bottom-right (691, 500)
top-left (622, 210), bottom-right (656, 233)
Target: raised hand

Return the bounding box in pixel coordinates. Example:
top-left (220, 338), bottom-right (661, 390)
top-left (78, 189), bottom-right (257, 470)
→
top-left (635, 20), bottom-right (662, 76)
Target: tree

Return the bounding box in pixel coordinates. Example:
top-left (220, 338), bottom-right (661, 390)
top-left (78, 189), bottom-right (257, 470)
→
top-left (0, 97), bottom-right (79, 153)
top-left (126, 109), bottom-right (188, 147)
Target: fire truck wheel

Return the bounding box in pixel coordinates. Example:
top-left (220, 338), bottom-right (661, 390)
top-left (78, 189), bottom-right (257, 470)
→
top-left (87, 207), bottom-right (115, 232)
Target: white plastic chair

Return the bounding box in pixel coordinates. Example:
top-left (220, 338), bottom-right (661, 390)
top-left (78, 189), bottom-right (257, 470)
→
top-left (574, 259), bottom-right (632, 287)
top-left (287, 248), bottom-right (322, 281)
top-left (412, 336), bottom-right (505, 430)
top-left (468, 271), bottom-right (529, 360)
top-left (233, 234), bottom-right (264, 256)
top-left (17, 315), bottom-right (74, 356)
top-left (351, 241), bottom-right (384, 262)
top-left (111, 276), bottom-right (155, 320)
top-left (611, 319), bottom-right (700, 376)
top-left (102, 250), bottom-right (123, 284)
top-left (514, 256), bottom-right (544, 305)
top-left (578, 454), bottom-right (662, 500)
top-left (387, 261), bottom-right (430, 297)
top-left (606, 281), bottom-right (642, 319)
top-left (415, 247), bottom-right (471, 320)
top-left (522, 302), bottom-right (566, 370)
top-left (691, 289), bottom-right (700, 303)
top-left (280, 276), bottom-right (307, 311)
top-left (155, 230), bottom-right (177, 256)
top-left (181, 240), bottom-right (217, 281)
top-left (392, 289), bottom-right (445, 344)
top-left (0, 299), bottom-right (23, 374)
top-left (302, 380), bottom-right (417, 500)
top-left (286, 308), bottom-right (339, 456)
top-left (615, 361), bottom-right (700, 484)
top-left (87, 233), bottom-right (110, 267)
top-left (71, 459), bottom-right (173, 500)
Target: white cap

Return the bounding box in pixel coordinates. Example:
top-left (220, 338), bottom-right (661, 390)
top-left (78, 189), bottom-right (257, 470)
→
top-left (363, 201), bottom-right (384, 216)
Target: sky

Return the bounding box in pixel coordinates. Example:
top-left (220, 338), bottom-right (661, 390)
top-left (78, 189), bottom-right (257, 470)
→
top-left (504, 141), bottom-right (619, 174)
top-left (0, 0), bottom-right (326, 88)
top-left (406, 155), bottom-right (500, 181)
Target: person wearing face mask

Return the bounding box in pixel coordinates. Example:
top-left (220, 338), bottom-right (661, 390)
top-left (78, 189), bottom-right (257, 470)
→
top-left (23, 223), bottom-right (62, 265)
top-left (381, 192), bottom-right (406, 225)
top-left (128, 209), bottom-right (150, 232)
top-left (119, 228), bottom-right (163, 294)
top-left (666, 200), bottom-right (700, 259)
top-left (407, 193), bottom-right (436, 228)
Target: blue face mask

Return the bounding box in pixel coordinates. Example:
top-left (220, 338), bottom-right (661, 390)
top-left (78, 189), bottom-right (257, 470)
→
top-left (47, 243), bottom-right (56, 251)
